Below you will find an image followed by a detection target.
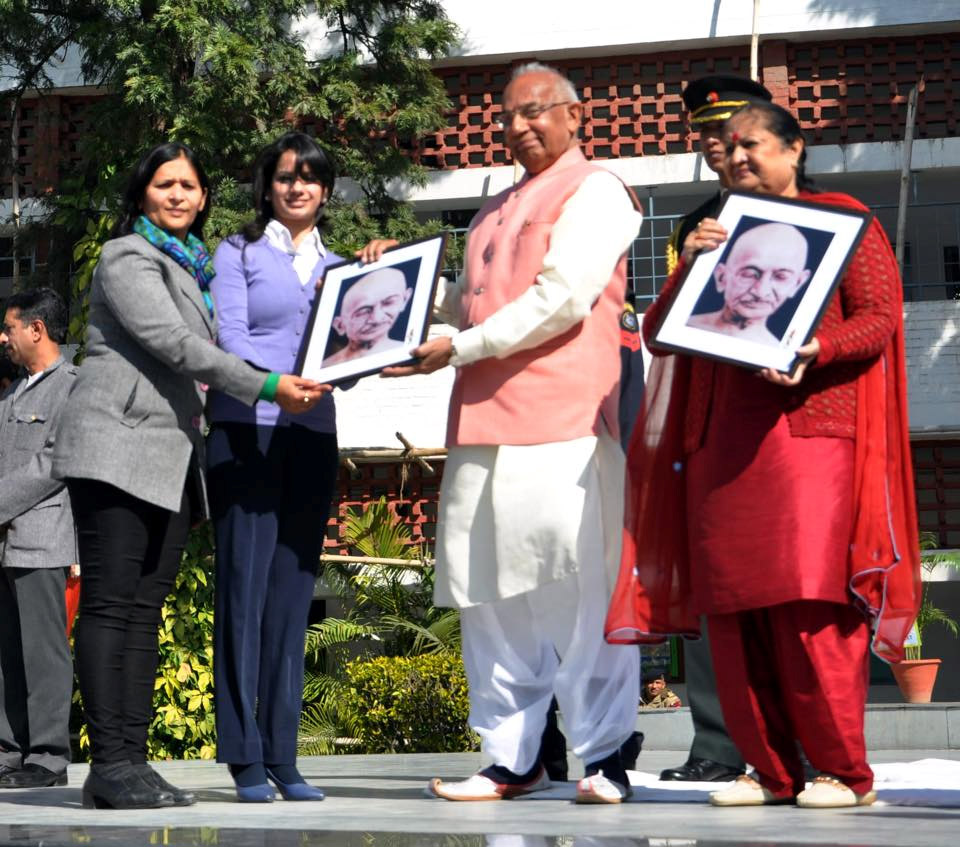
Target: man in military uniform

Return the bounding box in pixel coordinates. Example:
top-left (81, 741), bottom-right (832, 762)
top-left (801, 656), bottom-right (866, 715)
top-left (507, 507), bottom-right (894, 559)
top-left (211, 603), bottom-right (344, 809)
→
top-left (658, 74), bottom-right (772, 784)
top-left (640, 673), bottom-right (682, 710)
top-left (665, 75), bottom-right (774, 274)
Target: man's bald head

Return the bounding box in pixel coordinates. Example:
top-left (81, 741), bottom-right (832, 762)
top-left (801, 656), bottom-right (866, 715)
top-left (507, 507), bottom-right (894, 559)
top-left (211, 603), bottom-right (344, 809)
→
top-left (333, 267), bottom-right (413, 350)
top-left (727, 223), bottom-right (808, 269)
top-left (714, 223), bottom-right (812, 325)
top-left (501, 64), bottom-right (582, 175)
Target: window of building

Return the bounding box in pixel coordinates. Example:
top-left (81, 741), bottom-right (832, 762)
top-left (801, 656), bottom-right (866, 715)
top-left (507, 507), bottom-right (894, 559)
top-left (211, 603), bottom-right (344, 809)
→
top-left (0, 237), bottom-right (35, 296)
top-left (944, 245), bottom-right (960, 299)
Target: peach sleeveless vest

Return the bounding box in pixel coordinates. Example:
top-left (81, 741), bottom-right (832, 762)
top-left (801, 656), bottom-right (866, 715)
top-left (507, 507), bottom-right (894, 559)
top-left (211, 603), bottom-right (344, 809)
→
top-left (446, 147), bottom-right (629, 446)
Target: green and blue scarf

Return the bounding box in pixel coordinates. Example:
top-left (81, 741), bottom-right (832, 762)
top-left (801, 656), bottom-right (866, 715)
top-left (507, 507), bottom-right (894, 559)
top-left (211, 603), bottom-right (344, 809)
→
top-left (133, 214), bottom-right (216, 319)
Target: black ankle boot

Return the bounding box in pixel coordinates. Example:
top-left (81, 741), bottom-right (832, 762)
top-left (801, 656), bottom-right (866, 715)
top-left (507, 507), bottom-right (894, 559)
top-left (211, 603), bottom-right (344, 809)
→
top-left (133, 763), bottom-right (196, 807)
top-left (82, 762), bottom-right (176, 809)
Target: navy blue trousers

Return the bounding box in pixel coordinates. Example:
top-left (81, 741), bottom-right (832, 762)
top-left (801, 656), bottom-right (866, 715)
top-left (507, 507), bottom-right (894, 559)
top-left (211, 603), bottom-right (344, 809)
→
top-left (207, 423), bottom-right (338, 765)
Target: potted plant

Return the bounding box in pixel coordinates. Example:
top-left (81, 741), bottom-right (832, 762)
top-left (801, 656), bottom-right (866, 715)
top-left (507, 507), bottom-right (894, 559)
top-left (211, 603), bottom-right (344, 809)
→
top-left (890, 532), bottom-right (960, 703)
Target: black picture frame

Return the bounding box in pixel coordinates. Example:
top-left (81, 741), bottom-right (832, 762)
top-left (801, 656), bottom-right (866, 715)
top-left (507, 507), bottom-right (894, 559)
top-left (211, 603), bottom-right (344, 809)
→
top-left (297, 233), bottom-right (448, 385)
top-left (652, 191), bottom-right (872, 375)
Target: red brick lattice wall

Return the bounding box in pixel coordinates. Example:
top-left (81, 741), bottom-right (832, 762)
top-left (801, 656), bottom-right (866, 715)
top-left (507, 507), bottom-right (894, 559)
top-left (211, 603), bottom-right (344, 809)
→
top-left (417, 32), bottom-right (958, 170)
top-left (785, 35), bottom-right (958, 145)
top-left (325, 460), bottom-right (445, 555)
top-left (419, 47), bottom-right (751, 169)
top-left (0, 94), bottom-right (99, 199)
top-left (913, 440), bottom-right (960, 548)
top-left (0, 102), bottom-right (36, 199)
top-left (3, 33), bottom-right (958, 191)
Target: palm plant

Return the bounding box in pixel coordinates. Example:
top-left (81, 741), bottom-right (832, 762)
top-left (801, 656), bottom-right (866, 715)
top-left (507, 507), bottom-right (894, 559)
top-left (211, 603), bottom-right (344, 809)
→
top-left (299, 498), bottom-right (461, 753)
top-left (905, 531), bottom-right (960, 660)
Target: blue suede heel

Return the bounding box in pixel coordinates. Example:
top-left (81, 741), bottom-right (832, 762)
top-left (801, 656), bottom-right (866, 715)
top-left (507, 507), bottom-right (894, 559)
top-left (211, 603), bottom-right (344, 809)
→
top-left (265, 767), bottom-right (325, 801)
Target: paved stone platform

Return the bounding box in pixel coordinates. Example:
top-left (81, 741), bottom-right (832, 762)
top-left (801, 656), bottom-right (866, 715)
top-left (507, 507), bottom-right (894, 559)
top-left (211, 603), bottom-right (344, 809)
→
top-left (0, 751), bottom-right (958, 847)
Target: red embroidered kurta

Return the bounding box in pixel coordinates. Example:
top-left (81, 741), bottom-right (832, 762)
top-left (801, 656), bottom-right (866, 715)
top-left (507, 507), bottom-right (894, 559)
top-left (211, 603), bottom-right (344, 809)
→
top-left (606, 191), bottom-right (921, 662)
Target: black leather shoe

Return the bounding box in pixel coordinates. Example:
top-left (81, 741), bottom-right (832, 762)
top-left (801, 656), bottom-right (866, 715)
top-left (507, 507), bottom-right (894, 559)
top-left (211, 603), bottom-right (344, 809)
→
top-left (82, 762), bottom-right (176, 809)
top-left (0, 763), bottom-right (67, 788)
top-left (659, 757), bottom-right (745, 782)
top-left (0, 764), bottom-right (21, 781)
top-left (134, 764), bottom-right (196, 806)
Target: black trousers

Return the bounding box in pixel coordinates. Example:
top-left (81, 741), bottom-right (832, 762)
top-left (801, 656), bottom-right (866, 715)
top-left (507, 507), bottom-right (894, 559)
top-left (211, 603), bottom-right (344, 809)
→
top-left (0, 566), bottom-right (73, 772)
top-left (68, 478), bottom-right (190, 764)
top-left (686, 616), bottom-right (745, 768)
top-left (207, 423), bottom-right (338, 765)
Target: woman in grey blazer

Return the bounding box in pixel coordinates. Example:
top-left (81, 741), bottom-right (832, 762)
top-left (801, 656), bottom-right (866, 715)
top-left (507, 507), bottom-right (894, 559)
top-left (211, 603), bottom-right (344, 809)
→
top-left (53, 142), bottom-right (329, 810)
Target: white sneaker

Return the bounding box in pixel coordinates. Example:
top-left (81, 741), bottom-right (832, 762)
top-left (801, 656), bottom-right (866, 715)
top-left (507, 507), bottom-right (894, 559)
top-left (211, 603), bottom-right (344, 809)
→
top-left (709, 773), bottom-right (792, 807)
top-left (427, 768), bottom-right (551, 801)
top-left (796, 775), bottom-right (877, 808)
top-left (575, 771), bottom-right (631, 804)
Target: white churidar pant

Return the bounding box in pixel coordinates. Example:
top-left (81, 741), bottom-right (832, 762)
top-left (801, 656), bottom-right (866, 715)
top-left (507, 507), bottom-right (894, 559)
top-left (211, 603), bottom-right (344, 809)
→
top-left (439, 431), bottom-right (639, 773)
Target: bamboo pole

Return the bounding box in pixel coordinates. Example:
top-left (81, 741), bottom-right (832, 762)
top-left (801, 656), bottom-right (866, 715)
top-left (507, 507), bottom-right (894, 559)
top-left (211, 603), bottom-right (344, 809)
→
top-left (895, 78), bottom-right (924, 274)
top-left (396, 431), bottom-right (435, 475)
top-left (319, 553), bottom-right (432, 568)
top-left (341, 447), bottom-right (446, 459)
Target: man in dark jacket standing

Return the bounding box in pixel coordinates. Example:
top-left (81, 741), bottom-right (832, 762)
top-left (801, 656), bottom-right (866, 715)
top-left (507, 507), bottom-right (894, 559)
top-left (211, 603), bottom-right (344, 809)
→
top-left (0, 288), bottom-right (77, 789)
top-left (658, 75), bottom-right (772, 784)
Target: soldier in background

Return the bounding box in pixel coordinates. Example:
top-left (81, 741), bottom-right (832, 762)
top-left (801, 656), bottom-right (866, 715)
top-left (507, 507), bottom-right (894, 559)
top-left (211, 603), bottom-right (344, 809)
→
top-left (657, 75), bottom-right (772, 785)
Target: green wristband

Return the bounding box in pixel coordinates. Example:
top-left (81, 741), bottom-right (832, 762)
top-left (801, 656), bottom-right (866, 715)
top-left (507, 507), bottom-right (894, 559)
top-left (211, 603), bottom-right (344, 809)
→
top-left (259, 372), bottom-right (280, 403)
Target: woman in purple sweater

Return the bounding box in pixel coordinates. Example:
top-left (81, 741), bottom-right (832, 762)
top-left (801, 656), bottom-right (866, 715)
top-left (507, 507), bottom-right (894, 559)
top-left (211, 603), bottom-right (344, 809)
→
top-left (206, 132), bottom-right (340, 802)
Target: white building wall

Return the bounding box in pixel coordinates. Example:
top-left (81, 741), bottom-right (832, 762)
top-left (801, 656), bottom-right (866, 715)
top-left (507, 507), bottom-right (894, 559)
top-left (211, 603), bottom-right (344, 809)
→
top-left (342, 1), bottom-right (960, 64)
top-left (378, 138), bottom-right (960, 211)
top-left (904, 300), bottom-right (960, 434)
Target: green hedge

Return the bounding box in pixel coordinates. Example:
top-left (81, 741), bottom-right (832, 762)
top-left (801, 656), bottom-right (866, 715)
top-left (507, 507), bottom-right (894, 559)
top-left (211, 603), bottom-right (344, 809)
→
top-left (342, 653), bottom-right (478, 754)
top-left (149, 523), bottom-right (218, 759)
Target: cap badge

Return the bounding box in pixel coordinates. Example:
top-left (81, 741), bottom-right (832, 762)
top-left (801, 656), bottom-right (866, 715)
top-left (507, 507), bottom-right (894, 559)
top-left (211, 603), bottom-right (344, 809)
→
top-left (707, 91), bottom-right (719, 103)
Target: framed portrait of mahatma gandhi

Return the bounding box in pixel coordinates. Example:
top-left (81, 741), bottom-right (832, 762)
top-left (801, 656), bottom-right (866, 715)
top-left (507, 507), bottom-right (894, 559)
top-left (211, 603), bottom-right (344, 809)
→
top-left (297, 234), bottom-right (447, 384)
top-left (651, 191), bottom-right (872, 374)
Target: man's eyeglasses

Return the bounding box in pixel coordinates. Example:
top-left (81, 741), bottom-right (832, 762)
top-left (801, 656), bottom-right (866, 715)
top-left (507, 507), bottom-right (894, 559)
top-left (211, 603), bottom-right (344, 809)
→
top-left (495, 101), bottom-right (572, 129)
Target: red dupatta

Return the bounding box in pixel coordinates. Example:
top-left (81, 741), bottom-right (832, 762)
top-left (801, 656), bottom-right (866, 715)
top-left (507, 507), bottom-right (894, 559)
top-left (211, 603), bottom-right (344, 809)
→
top-left (606, 192), bottom-right (921, 661)
top-left (605, 350), bottom-right (700, 643)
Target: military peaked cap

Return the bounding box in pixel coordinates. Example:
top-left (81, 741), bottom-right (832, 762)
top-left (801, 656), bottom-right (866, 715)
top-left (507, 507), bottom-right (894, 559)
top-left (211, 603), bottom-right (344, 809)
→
top-left (682, 74), bottom-right (773, 125)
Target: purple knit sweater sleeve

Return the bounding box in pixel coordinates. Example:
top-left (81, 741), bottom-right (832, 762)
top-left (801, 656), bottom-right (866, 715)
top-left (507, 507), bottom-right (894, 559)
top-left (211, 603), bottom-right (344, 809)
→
top-left (210, 237), bottom-right (266, 367)
top-left (207, 235), bottom-right (340, 433)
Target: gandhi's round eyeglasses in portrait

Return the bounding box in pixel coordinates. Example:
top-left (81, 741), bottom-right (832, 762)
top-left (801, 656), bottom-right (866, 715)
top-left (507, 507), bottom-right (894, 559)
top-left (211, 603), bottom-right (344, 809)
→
top-left (322, 267), bottom-right (414, 366)
top-left (687, 222), bottom-right (812, 347)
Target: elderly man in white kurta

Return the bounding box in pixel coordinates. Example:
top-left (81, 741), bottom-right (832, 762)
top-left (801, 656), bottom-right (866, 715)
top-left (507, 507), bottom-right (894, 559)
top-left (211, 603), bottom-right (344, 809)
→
top-left (376, 63), bottom-right (642, 804)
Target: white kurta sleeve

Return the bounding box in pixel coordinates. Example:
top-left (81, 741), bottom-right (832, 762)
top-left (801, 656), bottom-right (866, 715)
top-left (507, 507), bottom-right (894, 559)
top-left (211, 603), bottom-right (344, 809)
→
top-left (450, 170), bottom-right (642, 367)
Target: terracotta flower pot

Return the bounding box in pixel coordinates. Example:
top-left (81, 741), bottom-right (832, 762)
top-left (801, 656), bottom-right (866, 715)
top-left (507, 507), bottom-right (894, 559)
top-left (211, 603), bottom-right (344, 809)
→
top-left (891, 658), bottom-right (942, 703)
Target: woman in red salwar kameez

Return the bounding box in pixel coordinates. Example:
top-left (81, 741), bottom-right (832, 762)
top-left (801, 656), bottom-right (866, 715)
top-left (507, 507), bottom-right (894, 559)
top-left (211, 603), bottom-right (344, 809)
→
top-left (618, 101), bottom-right (920, 808)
